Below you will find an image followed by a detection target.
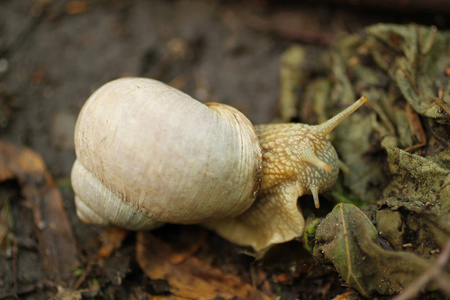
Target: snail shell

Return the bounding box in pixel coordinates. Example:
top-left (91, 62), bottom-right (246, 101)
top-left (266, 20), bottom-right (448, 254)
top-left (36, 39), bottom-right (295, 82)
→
top-left (71, 77), bottom-right (367, 251)
top-left (72, 78), bottom-right (262, 230)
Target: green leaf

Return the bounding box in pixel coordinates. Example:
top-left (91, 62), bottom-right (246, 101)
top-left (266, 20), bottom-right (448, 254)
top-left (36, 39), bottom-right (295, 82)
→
top-left (313, 204), bottom-right (438, 297)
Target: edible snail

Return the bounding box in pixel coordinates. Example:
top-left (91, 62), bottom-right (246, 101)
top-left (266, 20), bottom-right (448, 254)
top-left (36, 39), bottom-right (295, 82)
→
top-left (71, 77), bottom-right (367, 251)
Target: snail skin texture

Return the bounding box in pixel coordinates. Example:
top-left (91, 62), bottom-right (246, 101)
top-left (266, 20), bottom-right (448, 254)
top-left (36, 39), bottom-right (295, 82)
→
top-left (71, 77), bottom-right (367, 252)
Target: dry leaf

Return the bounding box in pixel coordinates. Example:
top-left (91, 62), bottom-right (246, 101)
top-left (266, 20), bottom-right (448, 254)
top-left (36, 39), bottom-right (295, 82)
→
top-left (96, 227), bottom-right (129, 258)
top-left (367, 24), bottom-right (450, 124)
top-left (331, 291), bottom-right (360, 300)
top-left (313, 203), bottom-right (442, 297)
top-left (136, 231), bottom-right (273, 300)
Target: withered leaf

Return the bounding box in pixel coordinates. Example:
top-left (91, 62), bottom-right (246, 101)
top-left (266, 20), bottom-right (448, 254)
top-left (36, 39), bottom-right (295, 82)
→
top-left (96, 227), bottom-right (129, 258)
top-left (136, 231), bottom-right (273, 300)
top-left (367, 24), bottom-right (450, 124)
top-left (313, 204), bottom-right (439, 298)
top-left (381, 136), bottom-right (450, 216)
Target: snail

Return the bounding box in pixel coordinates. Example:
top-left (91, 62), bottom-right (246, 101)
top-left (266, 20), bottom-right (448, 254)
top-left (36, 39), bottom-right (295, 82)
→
top-left (71, 77), bottom-right (367, 252)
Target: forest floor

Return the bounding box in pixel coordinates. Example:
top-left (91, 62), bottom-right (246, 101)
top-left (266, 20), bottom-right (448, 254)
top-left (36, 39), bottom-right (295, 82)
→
top-left (0, 1), bottom-right (449, 299)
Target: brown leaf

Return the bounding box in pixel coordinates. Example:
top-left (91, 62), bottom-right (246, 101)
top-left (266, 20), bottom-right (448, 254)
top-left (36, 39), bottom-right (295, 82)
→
top-left (0, 141), bottom-right (79, 285)
top-left (96, 227), bottom-right (129, 258)
top-left (404, 103), bottom-right (426, 152)
top-left (136, 231), bottom-right (273, 300)
top-left (331, 291), bottom-right (359, 300)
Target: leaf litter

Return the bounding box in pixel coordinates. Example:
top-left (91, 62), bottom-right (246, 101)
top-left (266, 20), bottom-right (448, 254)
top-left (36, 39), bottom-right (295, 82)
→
top-left (1, 22), bottom-right (449, 299)
top-left (279, 23), bottom-right (449, 298)
top-left (136, 230), bottom-right (273, 300)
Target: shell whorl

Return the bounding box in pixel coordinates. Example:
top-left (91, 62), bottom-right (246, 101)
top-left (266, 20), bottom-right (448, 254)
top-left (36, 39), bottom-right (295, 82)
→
top-left (72, 77), bottom-right (262, 228)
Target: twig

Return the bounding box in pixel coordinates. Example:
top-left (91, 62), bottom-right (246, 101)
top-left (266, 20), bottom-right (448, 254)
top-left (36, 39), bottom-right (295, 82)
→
top-left (72, 258), bottom-right (94, 290)
top-left (393, 238), bottom-right (450, 300)
top-left (245, 13), bottom-right (336, 46)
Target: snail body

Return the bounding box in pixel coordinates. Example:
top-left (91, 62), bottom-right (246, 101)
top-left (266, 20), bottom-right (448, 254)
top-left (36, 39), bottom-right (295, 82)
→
top-left (72, 77), bottom-right (367, 251)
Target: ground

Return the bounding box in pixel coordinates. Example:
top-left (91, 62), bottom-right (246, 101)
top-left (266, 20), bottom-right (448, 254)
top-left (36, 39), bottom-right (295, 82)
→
top-left (0, 1), bottom-right (448, 299)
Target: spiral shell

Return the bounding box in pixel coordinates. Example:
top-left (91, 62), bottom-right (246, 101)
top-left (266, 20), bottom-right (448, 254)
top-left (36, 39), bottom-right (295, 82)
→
top-left (71, 78), bottom-right (262, 230)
